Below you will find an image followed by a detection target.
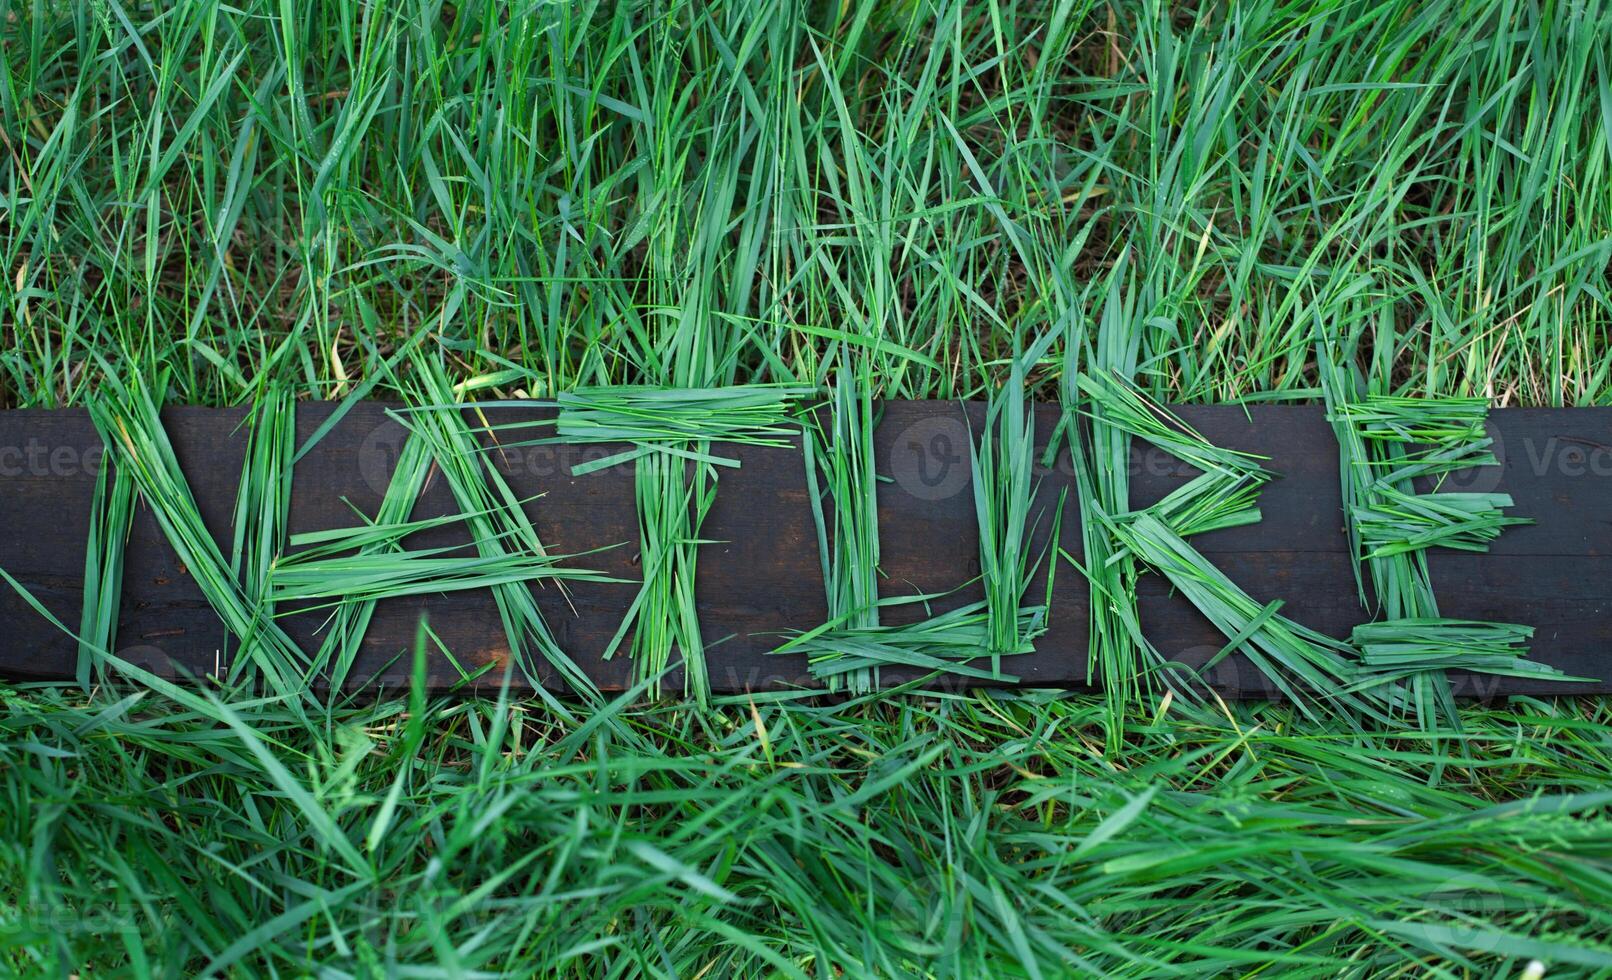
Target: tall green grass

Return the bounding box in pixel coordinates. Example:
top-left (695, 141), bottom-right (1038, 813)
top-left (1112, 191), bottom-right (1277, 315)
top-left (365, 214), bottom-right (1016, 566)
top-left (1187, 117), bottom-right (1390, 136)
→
top-left (4, 0), bottom-right (1612, 973)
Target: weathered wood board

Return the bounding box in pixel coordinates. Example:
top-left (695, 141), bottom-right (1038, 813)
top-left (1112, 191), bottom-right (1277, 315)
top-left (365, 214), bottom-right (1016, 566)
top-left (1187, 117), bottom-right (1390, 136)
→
top-left (1, 402), bottom-right (1609, 696)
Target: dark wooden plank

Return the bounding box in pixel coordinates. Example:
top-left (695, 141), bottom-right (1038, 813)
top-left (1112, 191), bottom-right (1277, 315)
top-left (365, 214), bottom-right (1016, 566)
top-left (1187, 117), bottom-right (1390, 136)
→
top-left (1, 402), bottom-right (1608, 695)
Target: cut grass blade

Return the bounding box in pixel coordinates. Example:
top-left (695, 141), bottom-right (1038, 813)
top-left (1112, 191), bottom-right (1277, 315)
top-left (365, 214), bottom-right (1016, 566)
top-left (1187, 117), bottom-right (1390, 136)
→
top-left (616, 446), bottom-right (716, 702)
top-left (1354, 486), bottom-right (1528, 558)
top-left (1068, 361), bottom-right (1277, 728)
top-left (76, 456), bottom-right (136, 691)
top-left (1077, 370), bottom-right (1273, 538)
top-left (782, 359), bottom-right (1059, 692)
top-left (776, 599), bottom-right (1036, 687)
top-left (229, 383), bottom-right (295, 613)
top-left (1062, 261), bottom-right (1154, 750)
top-left (553, 384), bottom-right (813, 449)
top-left (417, 384), bottom-right (815, 459)
top-left (8, 0), bottom-right (1612, 970)
top-left (270, 548), bottom-right (620, 610)
top-left (306, 429), bottom-right (437, 694)
top-left (1352, 618), bottom-right (1590, 682)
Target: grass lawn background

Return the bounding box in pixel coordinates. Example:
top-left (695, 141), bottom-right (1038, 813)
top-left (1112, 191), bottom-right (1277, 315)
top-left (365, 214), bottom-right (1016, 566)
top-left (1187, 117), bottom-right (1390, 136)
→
top-left (3, 0), bottom-right (1612, 973)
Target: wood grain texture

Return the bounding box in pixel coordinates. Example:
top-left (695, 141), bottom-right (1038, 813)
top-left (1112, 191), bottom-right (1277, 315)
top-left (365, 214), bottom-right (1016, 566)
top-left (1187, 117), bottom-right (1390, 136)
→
top-left (2, 402), bottom-right (1608, 695)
